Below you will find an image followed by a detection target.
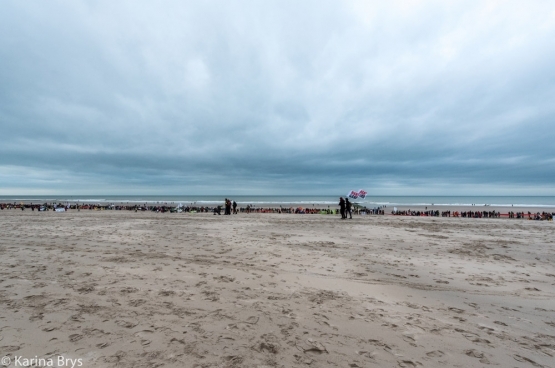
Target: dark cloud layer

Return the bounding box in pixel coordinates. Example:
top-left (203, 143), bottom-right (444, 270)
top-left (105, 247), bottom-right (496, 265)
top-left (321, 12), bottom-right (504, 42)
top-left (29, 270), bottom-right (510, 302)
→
top-left (1, 1), bottom-right (554, 195)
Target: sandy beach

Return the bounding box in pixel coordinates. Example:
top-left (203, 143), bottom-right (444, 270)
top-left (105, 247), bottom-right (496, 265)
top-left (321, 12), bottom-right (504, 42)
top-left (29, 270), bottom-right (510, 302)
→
top-left (0, 210), bottom-right (554, 367)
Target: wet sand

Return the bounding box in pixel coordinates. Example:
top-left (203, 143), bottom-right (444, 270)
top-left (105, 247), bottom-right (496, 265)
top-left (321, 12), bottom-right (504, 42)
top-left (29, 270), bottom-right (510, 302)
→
top-left (0, 211), bottom-right (554, 367)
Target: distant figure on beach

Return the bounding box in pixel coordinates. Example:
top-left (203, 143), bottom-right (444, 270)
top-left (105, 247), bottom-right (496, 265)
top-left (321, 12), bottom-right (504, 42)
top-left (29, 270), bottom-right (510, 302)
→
top-left (345, 198), bottom-right (353, 219)
top-left (232, 200), bottom-right (237, 214)
top-left (339, 197), bottom-right (346, 219)
top-left (224, 198), bottom-right (232, 215)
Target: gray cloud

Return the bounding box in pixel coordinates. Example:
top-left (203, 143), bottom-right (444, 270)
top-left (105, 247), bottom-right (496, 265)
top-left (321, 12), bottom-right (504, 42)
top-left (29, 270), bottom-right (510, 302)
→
top-left (1, 0), bottom-right (554, 195)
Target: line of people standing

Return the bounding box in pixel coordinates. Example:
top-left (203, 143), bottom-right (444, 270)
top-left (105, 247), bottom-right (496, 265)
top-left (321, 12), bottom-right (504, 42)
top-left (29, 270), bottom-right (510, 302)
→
top-left (339, 197), bottom-right (353, 219)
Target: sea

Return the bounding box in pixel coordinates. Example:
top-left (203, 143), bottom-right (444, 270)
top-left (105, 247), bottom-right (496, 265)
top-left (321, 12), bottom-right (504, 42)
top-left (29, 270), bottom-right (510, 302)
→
top-left (1, 196), bottom-right (555, 208)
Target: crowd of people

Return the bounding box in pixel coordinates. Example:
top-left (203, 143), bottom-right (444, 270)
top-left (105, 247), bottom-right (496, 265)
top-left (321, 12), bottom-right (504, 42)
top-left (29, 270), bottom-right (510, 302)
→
top-left (0, 200), bottom-right (385, 216)
top-left (391, 208), bottom-right (553, 220)
top-left (508, 211), bottom-right (553, 220)
top-left (392, 210), bottom-right (503, 218)
top-left (457, 211), bottom-right (501, 218)
top-left (1, 201), bottom-right (553, 221)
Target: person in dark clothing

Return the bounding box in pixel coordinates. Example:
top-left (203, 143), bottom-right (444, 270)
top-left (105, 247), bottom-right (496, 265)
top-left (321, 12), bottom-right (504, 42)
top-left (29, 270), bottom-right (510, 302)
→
top-left (224, 198), bottom-right (231, 215)
top-left (345, 198), bottom-right (353, 219)
top-left (214, 205), bottom-right (222, 215)
top-left (339, 197), bottom-right (346, 219)
top-left (232, 200), bottom-right (237, 214)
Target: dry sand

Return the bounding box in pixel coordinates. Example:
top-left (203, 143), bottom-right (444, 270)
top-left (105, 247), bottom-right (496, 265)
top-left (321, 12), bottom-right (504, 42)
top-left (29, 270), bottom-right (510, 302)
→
top-left (0, 211), bottom-right (554, 367)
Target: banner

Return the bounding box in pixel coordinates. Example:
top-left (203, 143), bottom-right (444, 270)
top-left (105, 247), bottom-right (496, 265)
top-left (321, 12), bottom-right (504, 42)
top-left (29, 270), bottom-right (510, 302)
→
top-left (347, 190), bottom-right (359, 199)
top-left (347, 189), bottom-right (366, 199)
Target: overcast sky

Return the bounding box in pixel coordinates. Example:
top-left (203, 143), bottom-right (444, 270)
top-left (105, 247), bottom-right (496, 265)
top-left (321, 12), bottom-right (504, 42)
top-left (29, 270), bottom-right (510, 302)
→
top-left (1, 1), bottom-right (554, 195)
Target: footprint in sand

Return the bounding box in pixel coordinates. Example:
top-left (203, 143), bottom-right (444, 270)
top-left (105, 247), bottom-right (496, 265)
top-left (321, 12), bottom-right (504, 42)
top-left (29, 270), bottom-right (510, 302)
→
top-left (402, 334), bottom-right (417, 347)
top-left (397, 360), bottom-right (420, 367)
top-left (425, 350), bottom-right (444, 357)
top-left (69, 334), bottom-right (83, 342)
top-left (513, 354), bottom-right (544, 367)
top-left (465, 349), bottom-right (490, 364)
top-left (356, 350), bottom-right (377, 359)
top-left (120, 287), bottom-right (138, 294)
top-left (158, 290), bottom-right (175, 296)
top-left (128, 299), bottom-right (146, 307)
top-left (0, 345), bottom-right (21, 352)
top-left (116, 320), bottom-right (139, 329)
top-left (463, 333), bottom-right (491, 346)
top-left (76, 285), bottom-right (96, 294)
